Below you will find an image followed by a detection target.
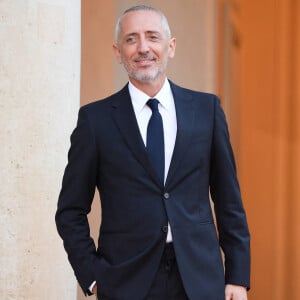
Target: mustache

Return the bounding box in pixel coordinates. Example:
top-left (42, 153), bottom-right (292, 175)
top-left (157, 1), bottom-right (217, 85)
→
top-left (134, 54), bottom-right (156, 61)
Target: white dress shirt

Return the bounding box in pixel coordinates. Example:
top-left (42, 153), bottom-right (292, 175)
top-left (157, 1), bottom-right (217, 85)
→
top-left (129, 78), bottom-right (177, 242)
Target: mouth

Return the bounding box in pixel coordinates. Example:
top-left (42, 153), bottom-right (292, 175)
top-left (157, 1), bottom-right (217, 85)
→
top-left (134, 57), bottom-right (156, 67)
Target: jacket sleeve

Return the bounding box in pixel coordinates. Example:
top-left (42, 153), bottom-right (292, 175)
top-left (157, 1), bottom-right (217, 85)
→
top-left (55, 107), bottom-right (98, 295)
top-left (209, 96), bottom-right (251, 289)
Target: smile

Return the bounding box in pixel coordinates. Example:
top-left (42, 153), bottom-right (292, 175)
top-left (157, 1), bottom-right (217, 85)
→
top-left (134, 59), bottom-right (155, 67)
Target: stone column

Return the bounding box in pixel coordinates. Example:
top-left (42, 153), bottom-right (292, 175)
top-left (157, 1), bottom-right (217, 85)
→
top-left (0, 1), bottom-right (80, 299)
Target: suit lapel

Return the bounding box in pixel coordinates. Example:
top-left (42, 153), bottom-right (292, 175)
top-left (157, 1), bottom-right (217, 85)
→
top-left (111, 85), bottom-right (162, 187)
top-left (165, 82), bottom-right (196, 189)
top-left (111, 83), bottom-right (196, 189)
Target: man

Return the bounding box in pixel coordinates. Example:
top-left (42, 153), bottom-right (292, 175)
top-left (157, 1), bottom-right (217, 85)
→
top-left (56, 5), bottom-right (250, 300)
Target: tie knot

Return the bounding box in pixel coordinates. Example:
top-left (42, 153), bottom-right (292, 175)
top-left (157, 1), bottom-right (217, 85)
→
top-left (147, 98), bottom-right (159, 111)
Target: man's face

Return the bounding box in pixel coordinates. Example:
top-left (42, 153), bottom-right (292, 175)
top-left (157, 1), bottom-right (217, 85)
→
top-left (113, 10), bottom-right (176, 85)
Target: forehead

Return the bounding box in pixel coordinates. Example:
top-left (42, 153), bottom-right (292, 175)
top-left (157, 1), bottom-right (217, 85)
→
top-left (120, 10), bottom-right (165, 36)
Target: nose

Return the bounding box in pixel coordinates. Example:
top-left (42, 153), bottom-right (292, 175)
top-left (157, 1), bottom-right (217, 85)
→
top-left (137, 37), bottom-right (150, 53)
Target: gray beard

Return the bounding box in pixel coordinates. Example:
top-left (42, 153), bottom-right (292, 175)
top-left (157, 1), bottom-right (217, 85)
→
top-left (128, 69), bottom-right (162, 83)
top-left (122, 57), bottom-right (168, 83)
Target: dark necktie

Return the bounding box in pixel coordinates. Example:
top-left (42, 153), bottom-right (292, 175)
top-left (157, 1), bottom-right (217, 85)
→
top-left (146, 98), bottom-right (165, 184)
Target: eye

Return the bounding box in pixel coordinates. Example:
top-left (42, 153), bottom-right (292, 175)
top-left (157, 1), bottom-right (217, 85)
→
top-left (126, 37), bottom-right (136, 43)
top-left (149, 35), bottom-right (159, 41)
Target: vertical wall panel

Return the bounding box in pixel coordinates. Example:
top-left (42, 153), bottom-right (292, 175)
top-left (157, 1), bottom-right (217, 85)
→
top-left (218, 0), bottom-right (300, 299)
top-left (0, 1), bottom-right (81, 299)
top-left (81, 0), bottom-right (115, 103)
top-left (288, 0), bottom-right (300, 297)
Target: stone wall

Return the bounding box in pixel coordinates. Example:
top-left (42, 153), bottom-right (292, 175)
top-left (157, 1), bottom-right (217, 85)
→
top-left (0, 1), bottom-right (81, 299)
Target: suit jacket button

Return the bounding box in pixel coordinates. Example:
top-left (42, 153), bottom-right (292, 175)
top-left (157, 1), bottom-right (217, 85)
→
top-left (162, 225), bottom-right (168, 233)
top-left (163, 193), bottom-right (170, 199)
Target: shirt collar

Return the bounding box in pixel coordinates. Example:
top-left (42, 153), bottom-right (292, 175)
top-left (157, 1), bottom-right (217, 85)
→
top-left (128, 79), bottom-right (173, 113)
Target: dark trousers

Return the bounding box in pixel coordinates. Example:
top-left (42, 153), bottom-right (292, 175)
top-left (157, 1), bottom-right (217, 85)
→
top-left (145, 243), bottom-right (189, 300)
top-left (99, 243), bottom-right (188, 300)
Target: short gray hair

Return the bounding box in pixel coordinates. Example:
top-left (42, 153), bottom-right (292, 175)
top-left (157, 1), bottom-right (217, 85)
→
top-left (115, 5), bottom-right (172, 43)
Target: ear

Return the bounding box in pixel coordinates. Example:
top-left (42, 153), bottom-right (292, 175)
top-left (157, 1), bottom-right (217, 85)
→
top-left (168, 37), bottom-right (176, 59)
top-left (113, 44), bottom-right (123, 64)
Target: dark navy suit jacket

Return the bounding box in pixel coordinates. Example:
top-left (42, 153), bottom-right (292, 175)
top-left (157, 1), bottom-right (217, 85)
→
top-left (56, 81), bottom-right (250, 300)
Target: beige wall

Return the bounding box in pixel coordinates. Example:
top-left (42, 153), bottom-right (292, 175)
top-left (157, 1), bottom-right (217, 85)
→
top-left (81, 1), bottom-right (116, 104)
top-left (0, 1), bottom-right (81, 299)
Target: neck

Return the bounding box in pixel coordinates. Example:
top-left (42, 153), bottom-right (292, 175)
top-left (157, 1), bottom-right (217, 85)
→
top-left (129, 76), bottom-right (166, 97)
